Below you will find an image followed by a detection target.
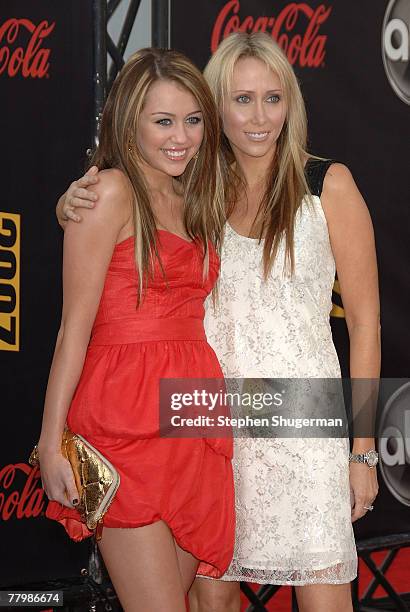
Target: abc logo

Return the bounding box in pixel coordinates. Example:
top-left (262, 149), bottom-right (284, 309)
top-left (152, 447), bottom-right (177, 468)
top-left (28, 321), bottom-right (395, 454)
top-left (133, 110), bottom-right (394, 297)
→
top-left (382, 0), bottom-right (410, 104)
top-left (379, 382), bottom-right (410, 506)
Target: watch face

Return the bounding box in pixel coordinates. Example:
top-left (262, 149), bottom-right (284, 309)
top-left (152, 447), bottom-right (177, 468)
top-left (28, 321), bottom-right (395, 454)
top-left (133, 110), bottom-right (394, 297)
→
top-left (367, 450), bottom-right (379, 467)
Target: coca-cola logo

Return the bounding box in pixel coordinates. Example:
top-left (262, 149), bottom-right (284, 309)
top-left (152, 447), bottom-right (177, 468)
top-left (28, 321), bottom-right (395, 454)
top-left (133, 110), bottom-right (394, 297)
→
top-left (211, 1), bottom-right (332, 68)
top-left (0, 462), bottom-right (45, 520)
top-left (382, 0), bottom-right (410, 104)
top-left (0, 18), bottom-right (55, 78)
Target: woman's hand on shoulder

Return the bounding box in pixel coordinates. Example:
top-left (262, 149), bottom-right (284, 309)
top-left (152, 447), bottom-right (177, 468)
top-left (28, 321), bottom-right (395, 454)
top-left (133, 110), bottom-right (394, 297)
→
top-left (56, 166), bottom-right (100, 228)
top-left (64, 168), bottom-right (131, 244)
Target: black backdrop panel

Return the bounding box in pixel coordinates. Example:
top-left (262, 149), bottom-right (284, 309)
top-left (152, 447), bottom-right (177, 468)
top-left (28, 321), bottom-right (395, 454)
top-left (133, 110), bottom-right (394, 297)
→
top-left (170, 0), bottom-right (410, 540)
top-left (0, 1), bottom-right (94, 585)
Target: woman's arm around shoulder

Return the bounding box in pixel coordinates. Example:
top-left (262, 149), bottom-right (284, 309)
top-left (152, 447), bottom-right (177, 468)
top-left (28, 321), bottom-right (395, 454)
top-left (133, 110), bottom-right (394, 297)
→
top-left (56, 166), bottom-right (100, 228)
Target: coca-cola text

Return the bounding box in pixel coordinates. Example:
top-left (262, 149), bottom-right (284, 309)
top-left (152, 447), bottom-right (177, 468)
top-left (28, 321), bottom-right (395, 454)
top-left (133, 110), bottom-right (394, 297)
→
top-left (0, 18), bottom-right (55, 78)
top-left (211, 1), bottom-right (332, 68)
top-left (0, 463), bottom-right (45, 520)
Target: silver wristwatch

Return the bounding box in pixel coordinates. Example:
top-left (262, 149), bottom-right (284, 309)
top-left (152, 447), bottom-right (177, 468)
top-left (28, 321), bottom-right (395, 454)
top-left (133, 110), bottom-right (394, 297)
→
top-left (349, 449), bottom-right (379, 468)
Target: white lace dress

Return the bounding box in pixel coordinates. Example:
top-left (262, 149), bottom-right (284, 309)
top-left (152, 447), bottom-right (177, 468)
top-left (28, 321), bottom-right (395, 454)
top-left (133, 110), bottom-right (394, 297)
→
top-left (203, 196), bottom-right (357, 585)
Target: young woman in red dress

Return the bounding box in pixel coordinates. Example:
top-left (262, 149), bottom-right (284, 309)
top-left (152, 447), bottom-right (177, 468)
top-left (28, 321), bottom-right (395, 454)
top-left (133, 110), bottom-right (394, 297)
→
top-left (37, 48), bottom-right (234, 611)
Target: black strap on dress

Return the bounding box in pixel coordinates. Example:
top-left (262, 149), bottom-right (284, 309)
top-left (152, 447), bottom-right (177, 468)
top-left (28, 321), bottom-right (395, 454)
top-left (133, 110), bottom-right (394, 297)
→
top-left (304, 158), bottom-right (335, 197)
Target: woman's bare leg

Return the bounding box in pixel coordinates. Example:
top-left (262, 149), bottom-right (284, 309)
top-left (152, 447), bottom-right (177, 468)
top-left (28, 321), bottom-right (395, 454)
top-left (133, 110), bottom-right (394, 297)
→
top-left (98, 521), bottom-right (190, 612)
top-left (295, 583), bottom-right (353, 612)
top-left (175, 542), bottom-right (200, 592)
top-left (188, 576), bottom-right (240, 612)
top-left (188, 575), bottom-right (352, 612)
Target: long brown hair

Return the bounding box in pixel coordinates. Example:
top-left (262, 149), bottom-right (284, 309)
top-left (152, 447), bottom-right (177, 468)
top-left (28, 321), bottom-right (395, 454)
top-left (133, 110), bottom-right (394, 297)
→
top-left (205, 32), bottom-right (312, 277)
top-left (90, 48), bottom-right (223, 300)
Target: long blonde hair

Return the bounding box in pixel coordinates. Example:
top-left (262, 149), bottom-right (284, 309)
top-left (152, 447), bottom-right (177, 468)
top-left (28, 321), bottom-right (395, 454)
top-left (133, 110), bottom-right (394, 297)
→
top-left (204, 32), bottom-right (311, 276)
top-left (90, 48), bottom-right (223, 301)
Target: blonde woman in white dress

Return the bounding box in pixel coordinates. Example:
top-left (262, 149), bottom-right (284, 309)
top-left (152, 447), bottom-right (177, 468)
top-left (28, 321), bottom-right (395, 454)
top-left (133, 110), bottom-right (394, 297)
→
top-left (57, 33), bottom-right (380, 612)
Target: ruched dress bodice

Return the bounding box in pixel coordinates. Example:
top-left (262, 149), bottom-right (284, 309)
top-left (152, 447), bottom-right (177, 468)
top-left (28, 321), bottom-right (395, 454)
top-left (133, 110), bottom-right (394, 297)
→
top-left (91, 231), bottom-right (214, 343)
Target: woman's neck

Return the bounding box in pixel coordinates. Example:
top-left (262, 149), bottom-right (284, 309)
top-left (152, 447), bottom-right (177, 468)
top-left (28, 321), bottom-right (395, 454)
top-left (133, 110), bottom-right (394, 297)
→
top-left (139, 159), bottom-right (176, 197)
top-left (233, 144), bottom-right (276, 191)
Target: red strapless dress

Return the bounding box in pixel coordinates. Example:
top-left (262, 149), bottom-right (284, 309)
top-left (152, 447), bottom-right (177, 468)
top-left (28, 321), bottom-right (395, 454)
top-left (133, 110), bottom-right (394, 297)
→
top-left (46, 231), bottom-right (234, 578)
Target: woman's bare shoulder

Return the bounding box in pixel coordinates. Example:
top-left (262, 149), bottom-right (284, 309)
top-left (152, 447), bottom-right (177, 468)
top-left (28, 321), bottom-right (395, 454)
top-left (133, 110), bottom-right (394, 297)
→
top-left (96, 168), bottom-right (131, 198)
top-left (323, 162), bottom-right (355, 195)
top-left (90, 168), bottom-right (132, 223)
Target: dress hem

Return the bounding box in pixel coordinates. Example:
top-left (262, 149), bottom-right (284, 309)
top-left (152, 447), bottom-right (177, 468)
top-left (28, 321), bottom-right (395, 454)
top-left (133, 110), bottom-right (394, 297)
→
top-left (216, 573), bottom-right (358, 585)
top-left (198, 556), bottom-right (357, 585)
top-left (47, 505), bottom-right (229, 579)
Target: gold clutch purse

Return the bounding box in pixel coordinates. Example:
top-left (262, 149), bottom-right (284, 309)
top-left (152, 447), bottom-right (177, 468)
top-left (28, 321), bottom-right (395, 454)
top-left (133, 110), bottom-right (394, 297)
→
top-left (29, 427), bottom-right (120, 540)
